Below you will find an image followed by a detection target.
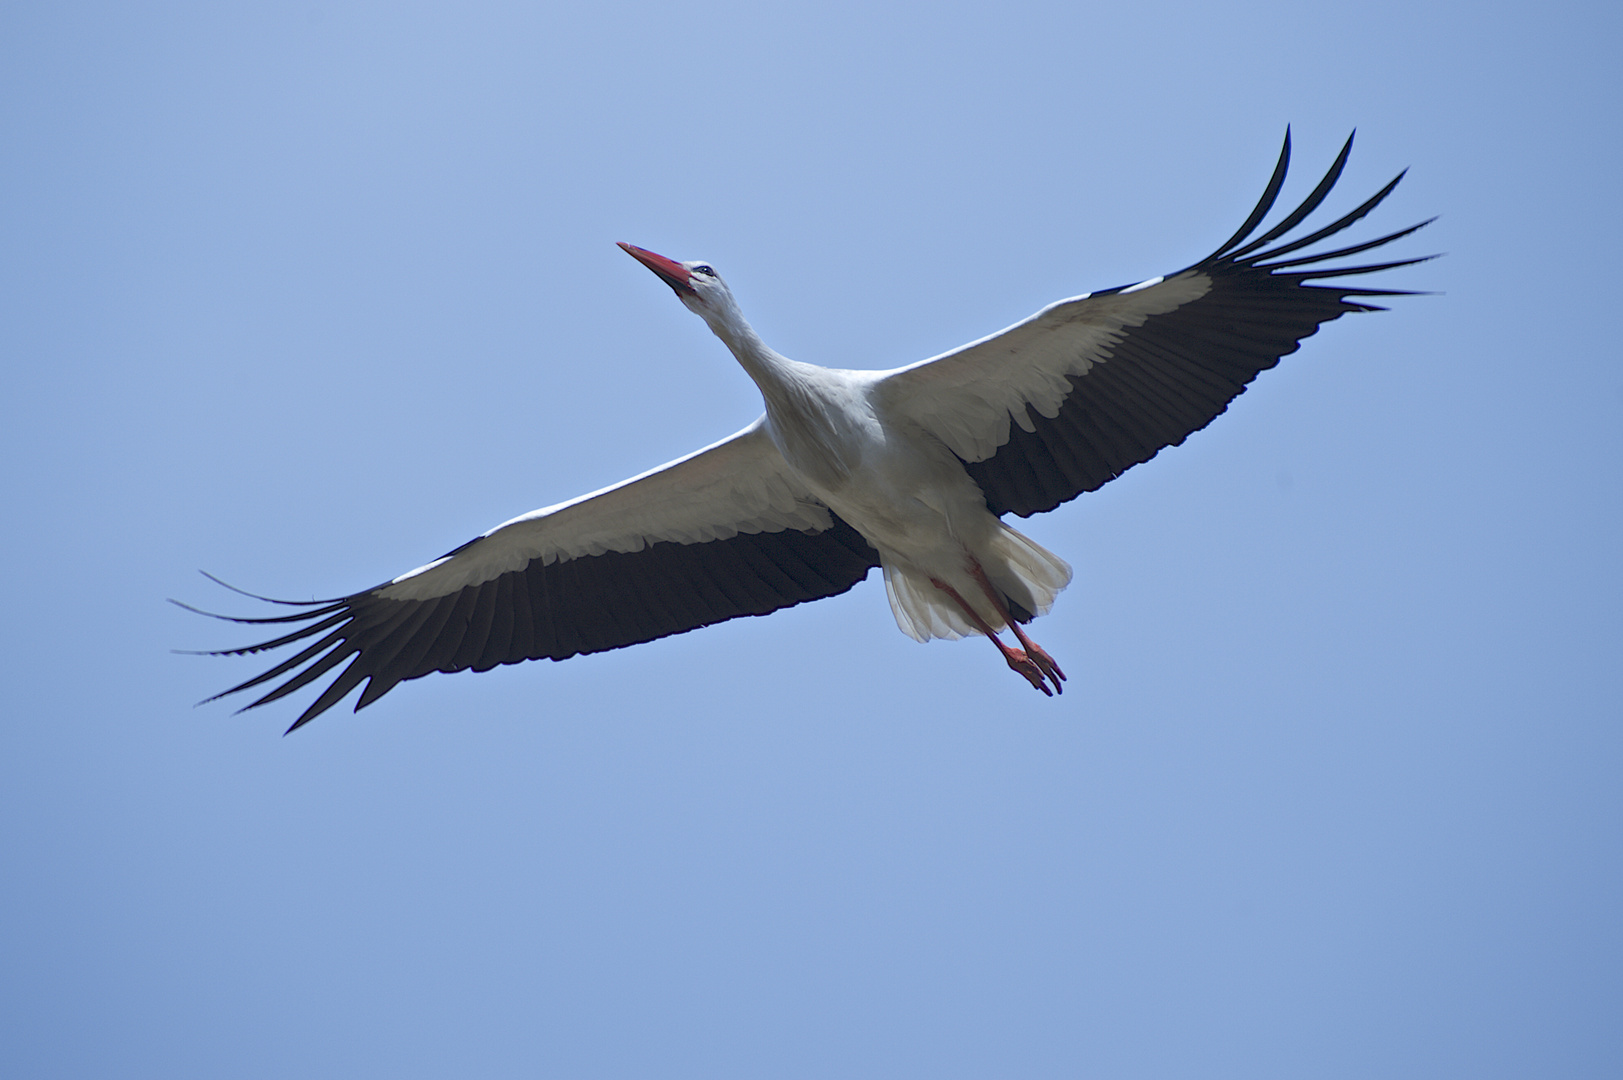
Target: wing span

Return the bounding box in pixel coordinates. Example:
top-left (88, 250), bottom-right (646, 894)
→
top-left (873, 130), bottom-right (1433, 518)
top-left (184, 420), bottom-right (879, 732)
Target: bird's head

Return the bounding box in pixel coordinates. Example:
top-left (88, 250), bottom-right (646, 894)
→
top-left (618, 242), bottom-right (741, 329)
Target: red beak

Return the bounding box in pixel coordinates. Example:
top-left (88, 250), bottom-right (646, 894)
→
top-left (618, 242), bottom-right (696, 297)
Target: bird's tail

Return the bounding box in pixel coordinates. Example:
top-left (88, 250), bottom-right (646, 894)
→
top-left (881, 523), bottom-right (1072, 643)
top-left (983, 521), bottom-right (1072, 623)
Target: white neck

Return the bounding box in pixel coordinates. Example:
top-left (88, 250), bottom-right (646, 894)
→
top-left (692, 295), bottom-right (806, 411)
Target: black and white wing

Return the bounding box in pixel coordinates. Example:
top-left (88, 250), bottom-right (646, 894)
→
top-left (872, 130), bottom-right (1432, 518)
top-left (186, 419), bottom-right (878, 732)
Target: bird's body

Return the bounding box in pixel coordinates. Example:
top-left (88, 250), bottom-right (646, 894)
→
top-left (660, 273), bottom-right (1071, 652)
top-left (185, 132), bottom-right (1430, 731)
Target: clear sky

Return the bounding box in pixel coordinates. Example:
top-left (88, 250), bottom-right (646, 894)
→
top-left (3, 2), bottom-right (1619, 1077)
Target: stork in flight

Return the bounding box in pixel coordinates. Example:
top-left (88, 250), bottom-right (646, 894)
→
top-left (184, 132), bottom-right (1429, 731)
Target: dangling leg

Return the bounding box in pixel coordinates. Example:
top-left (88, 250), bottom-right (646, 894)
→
top-left (930, 578), bottom-right (1056, 696)
top-left (966, 562), bottom-right (1067, 693)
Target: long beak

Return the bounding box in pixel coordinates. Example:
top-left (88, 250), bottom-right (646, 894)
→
top-left (618, 242), bottom-right (696, 297)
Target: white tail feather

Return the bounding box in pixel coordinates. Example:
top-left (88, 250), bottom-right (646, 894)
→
top-left (985, 522), bottom-right (1073, 618)
top-left (882, 522), bottom-right (1073, 643)
top-left (883, 563), bottom-right (973, 642)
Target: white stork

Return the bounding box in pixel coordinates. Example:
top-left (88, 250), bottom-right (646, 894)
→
top-left (184, 131), bottom-right (1429, 731)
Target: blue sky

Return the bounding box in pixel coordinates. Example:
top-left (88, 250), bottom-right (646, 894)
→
top-left (3, 2), bottom-right (1619, 1077)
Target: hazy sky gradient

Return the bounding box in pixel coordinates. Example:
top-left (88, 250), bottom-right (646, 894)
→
top-left (3, 2), bottom-right (1619, 1077)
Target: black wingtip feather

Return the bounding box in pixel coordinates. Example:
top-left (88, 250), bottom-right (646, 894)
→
top-left (1279, 255), bottom-right (1437, 279)
top-left (198, 570), bottom-right (340, 606)
top-left (1209, 128), bottom-right (1293, 259)
top-left (207, 629), bottom-right (351, 705)
top-left (1254, 217), bottom-right (1435, 270)
top-left (1244, 175), bottom-right (1413, 265)
top-left (1225, 131), bottom-right (1357, 262)
top-left (168, 596), bottom-right (349, 626)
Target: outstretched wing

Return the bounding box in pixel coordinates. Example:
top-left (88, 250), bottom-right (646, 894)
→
top-left (185, 419), bottom-right (878, 732)
top-left (872, 130), bottom-right (1433, 518)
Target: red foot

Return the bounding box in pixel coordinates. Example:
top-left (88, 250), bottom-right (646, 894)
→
top-left (1005, 649), bottom-right (1055, 696)
top-left (1010, 630), bottom-right (1066, 695)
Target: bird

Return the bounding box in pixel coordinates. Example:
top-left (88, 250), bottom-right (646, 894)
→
top-left (182, 130), bottom-right (1430, 732)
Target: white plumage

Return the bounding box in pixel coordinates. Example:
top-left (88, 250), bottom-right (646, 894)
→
top-left (184, 131), bottom-right (1429, 731)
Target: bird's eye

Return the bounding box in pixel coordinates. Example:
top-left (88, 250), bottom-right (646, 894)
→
top-left (693, 265), bottom-right (716, 277)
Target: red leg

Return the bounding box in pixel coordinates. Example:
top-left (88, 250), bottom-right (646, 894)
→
top-left (931, 578), bottom-right (1055, 697)
top-left (966, 563), bottom-right (1067, 694)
